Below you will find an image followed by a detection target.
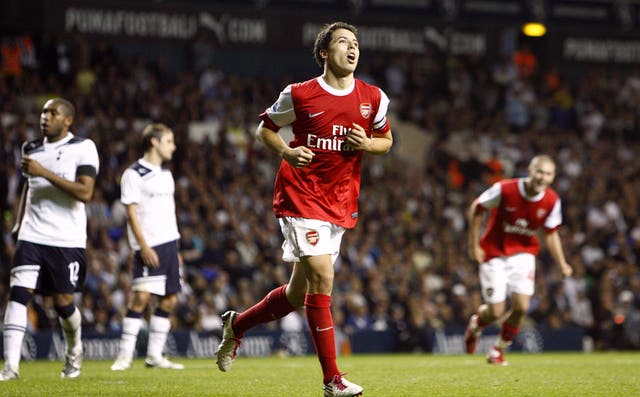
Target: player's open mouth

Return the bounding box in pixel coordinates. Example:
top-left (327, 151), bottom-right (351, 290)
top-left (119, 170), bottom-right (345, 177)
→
top-left (347, 53), bottom-right (356, 62)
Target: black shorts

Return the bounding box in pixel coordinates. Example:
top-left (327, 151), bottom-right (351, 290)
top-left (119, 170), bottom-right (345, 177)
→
top-left (12, 240), bottom-right (87, 295)
top-left (131, 240), bottom-right (181, 296)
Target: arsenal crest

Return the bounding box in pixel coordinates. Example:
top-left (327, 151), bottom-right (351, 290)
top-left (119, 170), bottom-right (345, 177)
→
top-left (360, 103), bottom-right (372, 119)
top-left (537, 208), bottom-right (547, 219)
top-left (306, 230), bottom-right (319, 246)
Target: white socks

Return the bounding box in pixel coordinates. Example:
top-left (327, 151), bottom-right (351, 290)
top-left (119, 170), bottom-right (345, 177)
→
top-left (117, 316), bottom-right (143, 361)
top-left (146, 315), bottom-right (170, 359)
top-left (117, 314), bottom-right (171, 361)
top-left (3, 301), bottom-right (28, 371)
top-left (59, 307), bottom-right (82, 356)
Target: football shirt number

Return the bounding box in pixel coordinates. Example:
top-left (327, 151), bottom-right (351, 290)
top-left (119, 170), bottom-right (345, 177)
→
top-left (68, 261), bottom-right (80, 287)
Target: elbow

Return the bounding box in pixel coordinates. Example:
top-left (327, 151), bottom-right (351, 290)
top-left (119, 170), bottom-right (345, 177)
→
top-left (255, 128), bottom-right (265, 144)
top-left (373, 145), bottom-right (391, 155)
top-left (380, 140), bottom-right (393, 154)
top-left (77, 191), bottom-right (94, 203)
top-left (467, 202), bottom-right (478, 220)
top-left (255, 122), bottom-right (268, 144)
top-left (371, 135), bottom-right (393, 154)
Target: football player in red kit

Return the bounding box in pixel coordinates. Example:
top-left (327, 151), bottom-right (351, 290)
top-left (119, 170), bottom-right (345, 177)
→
top-left (464, 155), bottom-right (573, 365)
top-left (215, 22), bottom-right (392, 397)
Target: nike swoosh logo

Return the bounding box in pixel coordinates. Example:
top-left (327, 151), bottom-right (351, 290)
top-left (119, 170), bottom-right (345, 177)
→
top-left (505, 207), bottom-right (516, 211)
top-left (308, 111), bottom-right (325, 118)
top-left (315, 326), bottom-right (333, 332)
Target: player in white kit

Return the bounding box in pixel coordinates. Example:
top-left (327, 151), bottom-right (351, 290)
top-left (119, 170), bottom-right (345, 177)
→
top-left (1, 98), bottom-right (99, 380)
top-left (111, 123), bottom-right (184, 371)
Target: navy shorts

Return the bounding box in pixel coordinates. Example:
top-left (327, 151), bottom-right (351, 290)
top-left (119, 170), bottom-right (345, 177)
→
top-left (131, 240), bottom-right (181, 296)
top-left (11, 240), bottom-right (87, 295)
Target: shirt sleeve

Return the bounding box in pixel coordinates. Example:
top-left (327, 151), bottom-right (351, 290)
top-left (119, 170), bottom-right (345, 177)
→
top-left (78, 139), bottom-right (100, 176)
top-left (259, 84), bottom-right (296, 131)
top-left (120, 169), bottom-right (141, 205)
top-left (373, 88), bottom-right (390, 133)
top-left (544, 199), bottom-right (563, 230)
top-left (476, 182), bottom-right (502, 209)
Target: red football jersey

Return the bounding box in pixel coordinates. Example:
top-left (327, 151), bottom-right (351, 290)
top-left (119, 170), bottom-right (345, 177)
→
top-left (477, 178), bottom-right (562, 260)
top-left (259, 76), bottom-right (390, 228)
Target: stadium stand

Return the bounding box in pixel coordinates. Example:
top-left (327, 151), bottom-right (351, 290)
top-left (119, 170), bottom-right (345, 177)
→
top-left (1, 0), bottom-right (639, 354)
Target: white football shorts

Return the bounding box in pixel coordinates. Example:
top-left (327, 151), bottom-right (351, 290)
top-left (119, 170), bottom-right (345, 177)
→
top-left (479, 253), bottom-right (536, 303)
top-left (278, 217), bottom-right (345, 265)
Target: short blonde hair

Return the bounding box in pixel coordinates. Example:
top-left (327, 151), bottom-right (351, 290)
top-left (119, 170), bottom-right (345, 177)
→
top-left (529, 154), bottom-right (555, 169)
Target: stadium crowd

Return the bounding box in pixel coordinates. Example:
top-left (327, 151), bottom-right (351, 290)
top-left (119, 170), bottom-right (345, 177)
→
top-left (1, 32), bottom-right (639, 353)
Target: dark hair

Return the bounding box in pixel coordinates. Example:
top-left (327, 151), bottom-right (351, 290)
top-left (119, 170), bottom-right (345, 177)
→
top-left (50, 98), bottom-right (76, 120)
top-left (141, 123), bottom-right (171, 152)
top-left (313, 22), bottom-right (358, 68)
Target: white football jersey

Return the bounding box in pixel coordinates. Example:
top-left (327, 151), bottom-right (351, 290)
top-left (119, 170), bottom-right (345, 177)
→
top-left (18, 133), bottom-right (100, 248)
top-left (121, 158), bottom-right (180, 250)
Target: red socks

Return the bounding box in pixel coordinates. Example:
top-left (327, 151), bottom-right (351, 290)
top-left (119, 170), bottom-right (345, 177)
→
top-left (231, 288), bottom-right (341, 383)
top-left (305, 293), bottom-right (339, 383)
top-left (477, 314), bottom-right (489, 329)
top-left (233, 284), bottom-right (296, 337)
top-left (500, 321), bottom-right (520, 343)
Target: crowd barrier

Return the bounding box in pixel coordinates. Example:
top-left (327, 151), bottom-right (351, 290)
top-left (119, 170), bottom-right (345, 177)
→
top-left (0, 325), bottom-right (586, 361)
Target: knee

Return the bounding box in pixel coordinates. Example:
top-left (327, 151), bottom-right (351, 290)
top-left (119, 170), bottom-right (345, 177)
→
top-left (130, 292), bottom-right (151, 312)
top-left (307, 273), bottom-right (334, 295)
top-left (53, 293), bottom-right (74, 307)
top-left (510, 305), bottom-right (528, 319)
top-left (286, 288), bottom-right (306, 308)
top-left (158, 294), bottom-right (178, 312)
top-left (485, 305), bottom-right (506, 320)
top-left (54, 303), bottom-right (76, 319)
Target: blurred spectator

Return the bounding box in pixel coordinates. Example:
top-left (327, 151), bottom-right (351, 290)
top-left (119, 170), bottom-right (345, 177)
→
top-left (344, 295), bottom-right (373, 335)
top-left (513, 44), bottom-right (537, 80)
top-left (199, 293), bottom-right (222, 332)
top-left (570, 287), bottom-right (594, 329)
top-left (189, 28), bottom-right (217, 73)
top-left (280, 307), bottom-right (305, 333)
top-left (1, 37), bottom-right (22, 79)
top-left (610, 290), bottom-right (640, 349)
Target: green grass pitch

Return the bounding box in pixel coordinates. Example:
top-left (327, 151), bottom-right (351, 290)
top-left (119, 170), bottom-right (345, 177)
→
top-left (3, 352), bottom-right (639, 396)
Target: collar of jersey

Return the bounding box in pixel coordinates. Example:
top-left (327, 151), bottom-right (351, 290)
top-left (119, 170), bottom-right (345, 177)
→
top-left (44, 132), bottom-right (74, 148)
top-left (517, 178), bottom-right (545, 202)
top-left (138, 157), bottom-right (161, 171)
top-left (316, 76), bottom-right (355, 96)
